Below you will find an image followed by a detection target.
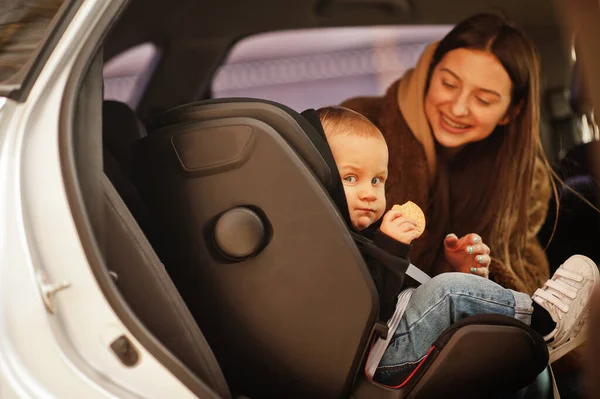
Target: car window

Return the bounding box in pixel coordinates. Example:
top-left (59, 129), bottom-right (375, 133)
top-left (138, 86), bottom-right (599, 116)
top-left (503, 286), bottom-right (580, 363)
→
top-left (0, 0), bottom-right (70, 98)
top-left (103, 42), bottom-right (161, 110)
top-left (212, 26), bottom-right (452, 111)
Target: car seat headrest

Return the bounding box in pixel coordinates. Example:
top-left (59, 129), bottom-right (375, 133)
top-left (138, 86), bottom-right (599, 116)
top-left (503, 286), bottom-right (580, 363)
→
top-left (103, 100), bottom-right (147, 176)
top-left (149, 98), bottom-right (354, 229)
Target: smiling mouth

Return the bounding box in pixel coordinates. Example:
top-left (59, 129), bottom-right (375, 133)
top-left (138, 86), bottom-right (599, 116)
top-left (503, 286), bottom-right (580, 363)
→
top-left (441, 113), bottom-right (471, 129)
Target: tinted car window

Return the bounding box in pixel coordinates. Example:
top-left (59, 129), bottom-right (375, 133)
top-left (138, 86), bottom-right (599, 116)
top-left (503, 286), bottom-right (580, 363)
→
top-left (212, 26), bottom-right (452, 111)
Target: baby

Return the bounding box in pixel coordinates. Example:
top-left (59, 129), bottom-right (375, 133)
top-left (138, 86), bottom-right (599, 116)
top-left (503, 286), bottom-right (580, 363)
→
top-left (316, 105), bottom-right (599, 386)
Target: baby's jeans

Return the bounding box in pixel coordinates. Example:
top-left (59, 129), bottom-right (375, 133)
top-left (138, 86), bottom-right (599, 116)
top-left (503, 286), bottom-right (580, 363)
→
top-left (375, 272), bottom-right (533, 384)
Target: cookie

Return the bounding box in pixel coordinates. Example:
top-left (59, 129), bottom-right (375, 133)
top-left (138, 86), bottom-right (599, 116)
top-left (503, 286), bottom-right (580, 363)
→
top-left (392, 201), bottom-right (426, 233)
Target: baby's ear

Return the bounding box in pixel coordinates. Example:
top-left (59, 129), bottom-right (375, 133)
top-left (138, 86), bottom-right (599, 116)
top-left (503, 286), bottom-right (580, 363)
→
top-left (499, 101), bottom-right (524, 126)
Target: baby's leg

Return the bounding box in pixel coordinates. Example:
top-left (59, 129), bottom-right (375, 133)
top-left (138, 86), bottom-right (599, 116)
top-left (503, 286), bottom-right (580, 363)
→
top-left (375, 272), bottom-right (532, 384)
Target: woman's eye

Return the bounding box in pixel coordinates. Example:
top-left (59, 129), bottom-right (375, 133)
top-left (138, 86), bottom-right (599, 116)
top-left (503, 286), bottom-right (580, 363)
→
top-left (344, 175), bottom-right (357, 183)
top-left (442, 81), bottom-right (457, 89)
top-left (477, 97), bottom-right (491, 106)
top-left (371, 177), bottom-right (383, 185)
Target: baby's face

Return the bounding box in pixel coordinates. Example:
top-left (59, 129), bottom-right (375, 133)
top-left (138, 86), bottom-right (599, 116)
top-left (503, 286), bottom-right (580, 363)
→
top-left (328, 134), bottom-right (388, 231)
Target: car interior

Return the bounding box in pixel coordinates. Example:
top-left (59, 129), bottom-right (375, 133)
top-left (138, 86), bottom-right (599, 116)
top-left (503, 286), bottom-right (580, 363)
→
top-left (65, 0), bottom-right (600, 398)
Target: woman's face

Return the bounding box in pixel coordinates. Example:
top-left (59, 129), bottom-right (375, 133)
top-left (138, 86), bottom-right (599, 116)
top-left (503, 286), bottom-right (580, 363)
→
top-left (424, 48), bottom-right (514, 150)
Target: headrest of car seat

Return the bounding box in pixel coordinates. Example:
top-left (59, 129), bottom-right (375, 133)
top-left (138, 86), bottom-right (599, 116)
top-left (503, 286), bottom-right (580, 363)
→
top-left (150, 98), bottom-right (353, 227)
top-left (103, 100), bottom-right (147, 176)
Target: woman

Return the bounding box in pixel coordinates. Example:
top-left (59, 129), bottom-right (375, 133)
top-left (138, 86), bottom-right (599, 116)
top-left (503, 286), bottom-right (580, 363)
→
top-left (343, 13), bottom-right (554, 295)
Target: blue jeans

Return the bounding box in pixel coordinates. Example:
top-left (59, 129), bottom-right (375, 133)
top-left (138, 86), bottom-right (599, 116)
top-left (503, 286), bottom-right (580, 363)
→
top-left (375, 273), bottom-right (533, 383)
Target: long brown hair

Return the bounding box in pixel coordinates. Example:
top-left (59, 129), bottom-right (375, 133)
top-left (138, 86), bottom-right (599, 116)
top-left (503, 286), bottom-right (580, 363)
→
top-left (423, 13), bottom-right (557, 276)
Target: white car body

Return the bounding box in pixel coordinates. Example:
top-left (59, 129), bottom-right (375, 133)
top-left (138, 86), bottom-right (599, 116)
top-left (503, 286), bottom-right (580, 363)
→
top-left (0, 1), bottom-right (194, 397)
top-left (0, 0), bottom-right (599, 397)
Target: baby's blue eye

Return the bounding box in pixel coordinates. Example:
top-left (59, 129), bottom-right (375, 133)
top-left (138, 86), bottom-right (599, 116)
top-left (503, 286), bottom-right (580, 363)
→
top-left (372, 177), bottom-right (382, 185)
top-left (344, 175), bottom-right (357, 183)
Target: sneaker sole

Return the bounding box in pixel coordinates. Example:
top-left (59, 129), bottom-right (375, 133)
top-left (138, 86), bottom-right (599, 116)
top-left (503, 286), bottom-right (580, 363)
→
top-left (548, 255), bottom-right (599, 363)
top-left (548, 314), bottom-right (587, 363)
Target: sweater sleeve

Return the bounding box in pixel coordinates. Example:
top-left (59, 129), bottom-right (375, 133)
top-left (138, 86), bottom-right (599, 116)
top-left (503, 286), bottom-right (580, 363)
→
top-left (490, 157), bottom-right (552, 295)
top-left (373, 229), bottom-right (412, 259)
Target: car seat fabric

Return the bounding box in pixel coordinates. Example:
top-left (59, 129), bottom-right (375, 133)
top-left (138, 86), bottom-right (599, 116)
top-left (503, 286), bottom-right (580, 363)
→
top-left (102, 100), bottom-right (148, 176)
top-left (102, 100), bottom-right (167, 259)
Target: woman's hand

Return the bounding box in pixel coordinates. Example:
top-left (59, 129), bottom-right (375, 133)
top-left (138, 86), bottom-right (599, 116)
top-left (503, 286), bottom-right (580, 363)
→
top-left (444, 233), bottom-right (491, 278)
top-left (380, 210), bottom-right (423, 245)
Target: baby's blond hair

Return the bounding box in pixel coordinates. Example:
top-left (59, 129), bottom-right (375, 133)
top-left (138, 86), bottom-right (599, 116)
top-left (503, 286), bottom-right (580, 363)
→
top-left (316, 106), bottom-right (385, 141)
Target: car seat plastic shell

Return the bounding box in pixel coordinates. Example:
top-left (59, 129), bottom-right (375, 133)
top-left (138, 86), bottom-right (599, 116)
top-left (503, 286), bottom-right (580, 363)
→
top-left (133, 112), bottom-right (378, 398)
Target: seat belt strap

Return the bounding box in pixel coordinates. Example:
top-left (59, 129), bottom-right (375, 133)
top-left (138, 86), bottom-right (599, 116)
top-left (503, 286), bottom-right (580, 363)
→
top-left (365, 288), bottom-right (415, 378)
top-left (407, 263), bottom-right (431, 285)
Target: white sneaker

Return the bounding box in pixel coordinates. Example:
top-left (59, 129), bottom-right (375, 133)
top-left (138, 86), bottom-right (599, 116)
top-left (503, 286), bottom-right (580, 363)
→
top-left (532, 254), bottom-right (599, 363)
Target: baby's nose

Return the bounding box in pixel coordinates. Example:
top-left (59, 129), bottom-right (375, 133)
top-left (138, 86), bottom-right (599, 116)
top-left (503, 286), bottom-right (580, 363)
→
top-left (359, 188), bottom-right (377, 201)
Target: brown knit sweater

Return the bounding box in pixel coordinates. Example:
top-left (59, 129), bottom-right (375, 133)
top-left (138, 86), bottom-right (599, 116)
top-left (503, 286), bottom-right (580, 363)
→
top-left (342, 43), bottom-right (551, 295)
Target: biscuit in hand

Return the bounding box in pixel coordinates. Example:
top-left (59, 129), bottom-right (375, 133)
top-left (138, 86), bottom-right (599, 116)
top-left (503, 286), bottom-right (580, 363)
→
top-left (392, 201), bottom-right (426, 233)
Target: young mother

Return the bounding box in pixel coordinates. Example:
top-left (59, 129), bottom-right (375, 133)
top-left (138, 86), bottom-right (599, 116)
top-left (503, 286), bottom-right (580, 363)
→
top-left (343, 13), bottom-right (554, 295)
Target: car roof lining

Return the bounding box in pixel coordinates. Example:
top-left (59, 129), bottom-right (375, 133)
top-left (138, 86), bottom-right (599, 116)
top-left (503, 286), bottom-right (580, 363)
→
top-left (104, 0), bottom-right (572, 166)
top-left (105, 0), bottom-right (569, 116)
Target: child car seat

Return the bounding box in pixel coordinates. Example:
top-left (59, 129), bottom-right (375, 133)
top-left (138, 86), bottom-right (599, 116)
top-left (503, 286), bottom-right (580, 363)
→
top-left (132, 98), bottom-right (551, 398)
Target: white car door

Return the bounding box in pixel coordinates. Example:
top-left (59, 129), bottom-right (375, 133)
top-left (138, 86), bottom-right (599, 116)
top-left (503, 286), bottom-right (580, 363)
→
top-left (0, 1), bottom-right (198, 397)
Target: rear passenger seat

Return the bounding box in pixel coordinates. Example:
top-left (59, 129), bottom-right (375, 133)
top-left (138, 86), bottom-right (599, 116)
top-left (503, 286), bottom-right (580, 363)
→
top-left (102, 100), bottom-right (165, 259)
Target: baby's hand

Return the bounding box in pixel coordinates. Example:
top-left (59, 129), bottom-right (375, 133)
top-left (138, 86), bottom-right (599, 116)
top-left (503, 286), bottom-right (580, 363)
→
top-left (380, 209), bottom-right (423, 244)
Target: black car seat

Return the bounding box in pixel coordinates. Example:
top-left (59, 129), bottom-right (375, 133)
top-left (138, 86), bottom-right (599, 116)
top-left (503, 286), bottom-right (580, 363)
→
top-left (103, 100), bottom-right (147, 177)
top-left (131, 98), bottom-right (551, 398)
top-left (102, 100), bottom-right (167, 259)
top-left (102, 174), bottom-right (231, 398)
top-left (136, 99), bottom-right (378, 399)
